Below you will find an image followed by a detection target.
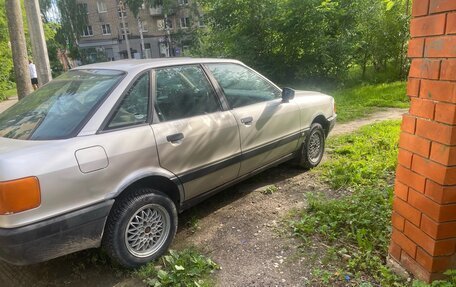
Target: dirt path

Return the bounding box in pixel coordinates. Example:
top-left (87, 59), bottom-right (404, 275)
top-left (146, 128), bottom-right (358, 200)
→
top-left (0, 108), bottom-right (407, 287)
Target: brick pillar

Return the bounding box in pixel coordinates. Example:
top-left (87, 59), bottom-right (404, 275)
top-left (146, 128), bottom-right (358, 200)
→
top-left (389, 0), bottom-right (456, 282)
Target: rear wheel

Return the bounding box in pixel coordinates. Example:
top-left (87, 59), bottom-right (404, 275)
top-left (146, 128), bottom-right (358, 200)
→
top-left (102, 188), bottom-right (177, 268)
top-left (297, 123), bottom-right (325, 169)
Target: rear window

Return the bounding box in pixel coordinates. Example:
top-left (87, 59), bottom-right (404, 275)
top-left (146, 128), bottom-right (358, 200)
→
top-left (0, 69), bottom-right (124, 140)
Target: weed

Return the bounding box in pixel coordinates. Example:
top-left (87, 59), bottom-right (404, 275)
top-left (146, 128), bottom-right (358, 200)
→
top-left (261, 185), bottom-right (278, 195)
top-left (413, 270), bottom-right (456, 287)
top-left (135, 249), bottom-right (219, 287)
top-left (292, 120), bottom-right (406, 286)
top-left (186, 216), bottom-right (200, 234)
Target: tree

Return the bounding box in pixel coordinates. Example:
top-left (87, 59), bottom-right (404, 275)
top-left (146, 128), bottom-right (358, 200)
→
top-left (5, 0), bottom-right (33, 99)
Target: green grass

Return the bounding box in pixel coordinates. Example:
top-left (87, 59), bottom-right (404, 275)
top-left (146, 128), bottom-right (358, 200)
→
top-left (332, 82), bottom-right (409, 122)
top-left (135, 249), bottom-right (219, 287)
top-left (292, 121), bottom-right (404, 285)
top-left (0, 88), bottom-right (16, 101)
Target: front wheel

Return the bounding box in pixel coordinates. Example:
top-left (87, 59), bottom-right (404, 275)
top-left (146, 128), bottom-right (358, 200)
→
top-left (102, 188), bottom-right (177, 268)
top-left (297, 123), bottom-right (326, 169)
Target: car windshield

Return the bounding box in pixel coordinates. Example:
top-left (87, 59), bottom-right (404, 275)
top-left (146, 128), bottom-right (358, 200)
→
top-left (0, 69), bottom-right (125, 140)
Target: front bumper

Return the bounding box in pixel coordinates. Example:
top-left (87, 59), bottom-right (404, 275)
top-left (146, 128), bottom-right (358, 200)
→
top-left (0, 200), bottom-right (114, 265)
top-left (327, 114), bottom-right (337, 135)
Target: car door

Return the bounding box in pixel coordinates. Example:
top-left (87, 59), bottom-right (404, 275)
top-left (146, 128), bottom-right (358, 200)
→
top-left (151, 65), bottom-right (241, 200)
top-left (205, 63), bottom-right (301, 175)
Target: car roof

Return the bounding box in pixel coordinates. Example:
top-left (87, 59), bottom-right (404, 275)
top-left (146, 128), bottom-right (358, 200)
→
top-left (73, 58), bottom-right (244, 73)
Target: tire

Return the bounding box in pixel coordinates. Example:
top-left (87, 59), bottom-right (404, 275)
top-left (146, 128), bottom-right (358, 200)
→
top-left (102, 188), bottom-right (177, 268)
top-left (297, 123), bottom-right (326, 169)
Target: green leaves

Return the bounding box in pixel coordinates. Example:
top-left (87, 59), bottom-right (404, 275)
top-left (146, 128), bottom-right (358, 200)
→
top-left (135, 249), bottom-right (219, 287)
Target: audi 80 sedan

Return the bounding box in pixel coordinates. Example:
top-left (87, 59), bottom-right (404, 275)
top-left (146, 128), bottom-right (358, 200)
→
top-left (0, 58), bottom-right (336, 267)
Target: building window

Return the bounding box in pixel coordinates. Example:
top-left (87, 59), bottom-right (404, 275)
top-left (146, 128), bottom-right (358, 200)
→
top-left (166, 18), bottom-right (173, 29)
top-left (82, 25), bottom-right (93, 37)
top-left (101, 24), bottom-right (111, 35)
top-left (97, 1), bottom-right (107, 13)
top-left (120, 23), bottom-right (130, 34)
top-left (118, 7), bottom-right (127, 18)
top-left (157, 19), bottom-right (165, 31)
top-left (140, 21), bottom-right (148, 32)
top-left (180, 17), bottom-right (190, 28)
top-left (78, 3), bottom-right (88, 14)
top-left (178, 0), bottom-right (189, 5)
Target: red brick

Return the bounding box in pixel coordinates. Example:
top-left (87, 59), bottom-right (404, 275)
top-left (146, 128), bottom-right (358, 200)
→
top-left (430, 141), bottom-right (456, 166)
top-left (392, 228), bottom-right (418, 257)
top-left (398, 149), bottom-right (414, 169)
top-left (393, 197), bottom-right (422, 226)
top-left (413, 0), bottom-right (430, 16)
top-left (410, 98), bottom-right (435, 119)
top-left (425, 179), bottom-right (456, 204)
top-left (410, 59), bottom-right (441, 80)
top-left (399, 132), bottom-right (431, 158)
top-left (420, 80), bottom-right (456, 103)
top-left (435, 102), bottom-right (456, 125)
top-left (416, 118), bottom-right (456, 145)
top-left (408, 188), bottom-right (441, 221)
top-left (430, 0), bottom-right (456, 13)
top-left (421, 214), bottom-right (456, 239)
top-left (396, 164), bottom-right (428, 192)
top-left (448, 13), bottom-right (456, 34)
top-left (440, 204), bottom-right (456, 221)
top-left (395, 179), bottom-right (410, 201)
top-left (416, 247), bottom-right (453, 272)
top-left (441, 59), bottom-right (456, 81)
top-left (404, 221), bottom-right (456, 256)
top-left (389, 240), bottom-right (403, 261)
top-left (411, 14), bottom-right (446, 37)
top-left (412, 155), bottom-right (456, 185)
top-left (402, 114), bottom-right (417, 134)
top-left (425, 36), bottom-right (456, 58)
top-left (392, 211), bottom-right (407, 231)
top-left (408, 78), bottom-right (421, 97)
top-left (409, 38), bottom-right (426, 57)
top-left (401, 251), bottom-right (433, 282)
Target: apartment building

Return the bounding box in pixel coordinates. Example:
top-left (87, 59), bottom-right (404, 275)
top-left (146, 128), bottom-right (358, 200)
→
top-left (77, 0), bottom-right (203, 63)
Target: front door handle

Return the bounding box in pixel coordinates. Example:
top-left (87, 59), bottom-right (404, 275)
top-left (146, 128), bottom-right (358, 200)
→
top-left (241, 116), bottom-right (253, 125)
top-left (167, 133), bottom-right (184, 143)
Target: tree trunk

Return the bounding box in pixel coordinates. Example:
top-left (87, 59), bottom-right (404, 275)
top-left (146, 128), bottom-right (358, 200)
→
top-left (24, 0), bottom-right (52, 86)
top-left (6, 0), bottom-right (33, 99)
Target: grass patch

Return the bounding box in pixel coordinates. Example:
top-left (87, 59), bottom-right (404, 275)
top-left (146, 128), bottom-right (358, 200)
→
top-left (292, 120), bottom-right (404, 285)
top-left (332, 82), bottom-right (409, 122)
top-left (135, 249), bottom-right (219, 287)
top-left (0, 88), bottom-right (16, 101)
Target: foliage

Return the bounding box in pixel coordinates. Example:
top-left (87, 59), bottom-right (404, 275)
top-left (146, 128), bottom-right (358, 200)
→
top-left (413, 270), bottom-right (456, 287)
top-left (135, 249), bottom-right (219, 287)
top-left (0, 0), bottom-right (14, 100)
top-left (195, 0), bottom-right (410, 84)
top-left (291, 121), bottom-right (405, 285)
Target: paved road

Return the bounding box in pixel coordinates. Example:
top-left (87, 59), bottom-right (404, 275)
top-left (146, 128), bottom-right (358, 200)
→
top-left (0, 96), bottom-right (18, 113)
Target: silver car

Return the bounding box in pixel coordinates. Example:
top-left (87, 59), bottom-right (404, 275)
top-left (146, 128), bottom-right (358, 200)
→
top-left (0, 58), bottom-right (336, 267)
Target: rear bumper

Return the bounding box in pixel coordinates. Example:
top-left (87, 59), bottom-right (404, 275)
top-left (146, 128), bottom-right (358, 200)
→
top-left (0, 200), bottom-right (114, 265)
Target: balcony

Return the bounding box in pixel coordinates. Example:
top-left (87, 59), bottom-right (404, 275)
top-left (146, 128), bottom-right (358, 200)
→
top-left (149, 6), bottom-right (163, 16)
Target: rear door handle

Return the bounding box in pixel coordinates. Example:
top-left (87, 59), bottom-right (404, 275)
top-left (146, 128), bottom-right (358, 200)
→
top-left (167, 133), bottom-right (184, 143)
top-left (241, 116), bottom-right (253, 125)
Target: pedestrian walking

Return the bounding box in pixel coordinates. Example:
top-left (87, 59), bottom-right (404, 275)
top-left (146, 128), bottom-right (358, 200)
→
top-left (29, 60), bottom-right (38, 90)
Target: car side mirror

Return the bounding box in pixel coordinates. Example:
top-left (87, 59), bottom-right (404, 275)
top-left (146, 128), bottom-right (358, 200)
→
top-left (282, 87), bottom-right (295, 103)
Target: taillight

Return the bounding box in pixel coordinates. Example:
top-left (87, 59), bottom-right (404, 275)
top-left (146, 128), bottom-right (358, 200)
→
top-left (0, 177), bottom-right (41, 215)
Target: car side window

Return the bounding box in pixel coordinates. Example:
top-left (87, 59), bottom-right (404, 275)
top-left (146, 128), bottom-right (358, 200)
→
top-left (154, 65), bottom-right (221, 122)
top-left (206, 63), bottom-right (281, 108)
top-left (107, 72), bottom-right (150, 129)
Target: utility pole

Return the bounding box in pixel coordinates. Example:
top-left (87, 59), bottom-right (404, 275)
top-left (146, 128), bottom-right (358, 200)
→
top-left (165, 14), bottom-right (172, 57)
top-left (24, 0), bottom-right (52, 85)
top-left (137, 16), bottom-right (146, 58)
top-left (119, 0), bottom-right (131, 59)
top-left (5, 0), bottom-right (33, 99)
